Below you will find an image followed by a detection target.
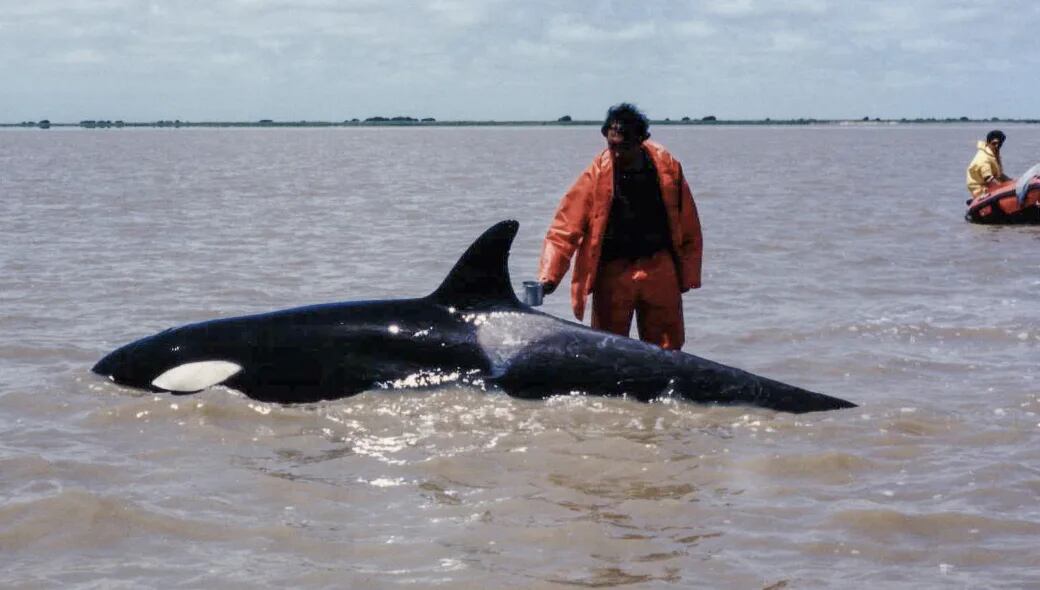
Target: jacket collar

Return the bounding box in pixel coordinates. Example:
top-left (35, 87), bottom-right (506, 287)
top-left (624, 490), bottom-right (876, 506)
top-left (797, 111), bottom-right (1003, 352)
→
top-left (977, 140), bottom-right (997, 157)
top-left (598, 140), bottom-right (667, 170)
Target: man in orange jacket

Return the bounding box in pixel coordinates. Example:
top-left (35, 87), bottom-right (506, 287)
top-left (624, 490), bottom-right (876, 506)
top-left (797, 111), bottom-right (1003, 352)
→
top-left (538, 103), bottom-right (702, 351)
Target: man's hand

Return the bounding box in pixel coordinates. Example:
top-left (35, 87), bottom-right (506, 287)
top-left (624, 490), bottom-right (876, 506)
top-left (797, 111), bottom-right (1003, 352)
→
top-left (541, 280), bottom-right (557, 295)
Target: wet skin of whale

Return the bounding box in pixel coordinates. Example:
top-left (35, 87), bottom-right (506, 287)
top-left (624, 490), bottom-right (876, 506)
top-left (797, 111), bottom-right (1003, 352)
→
top-left (92, 220), bottom-right (856, 413)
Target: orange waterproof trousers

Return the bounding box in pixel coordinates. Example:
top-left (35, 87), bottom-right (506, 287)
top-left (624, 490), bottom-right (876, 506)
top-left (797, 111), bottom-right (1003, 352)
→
top-left (591, 249), bottom-right (685, 350)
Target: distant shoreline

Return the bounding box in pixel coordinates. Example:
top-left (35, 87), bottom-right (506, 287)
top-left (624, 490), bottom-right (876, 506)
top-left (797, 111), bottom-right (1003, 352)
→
top-left (3, 117), bottom-right (1039, 129)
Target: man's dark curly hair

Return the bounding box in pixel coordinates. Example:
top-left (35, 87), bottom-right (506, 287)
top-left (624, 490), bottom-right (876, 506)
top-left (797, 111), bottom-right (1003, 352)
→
top-left (600, 103), bottom-right (650, 142)
top-left (986, 129), bottom-right (1006, 145)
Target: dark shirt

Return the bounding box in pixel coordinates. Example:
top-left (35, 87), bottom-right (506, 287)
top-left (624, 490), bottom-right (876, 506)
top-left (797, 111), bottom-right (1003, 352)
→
top-left (600, 150), bottom-right (671, 262)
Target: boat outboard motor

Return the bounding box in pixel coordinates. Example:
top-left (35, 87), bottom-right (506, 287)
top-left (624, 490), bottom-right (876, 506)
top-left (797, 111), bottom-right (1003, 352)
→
top-left (1016, 163), bottom-right (1040, 207)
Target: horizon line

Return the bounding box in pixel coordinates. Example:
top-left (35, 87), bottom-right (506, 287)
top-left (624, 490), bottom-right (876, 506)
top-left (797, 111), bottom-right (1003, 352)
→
top-left (4, 116), bottom-right (1039, 129)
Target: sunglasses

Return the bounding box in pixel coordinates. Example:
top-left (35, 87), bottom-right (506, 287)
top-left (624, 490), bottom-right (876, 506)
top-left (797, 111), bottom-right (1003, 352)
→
top-left (606, 125), bottom-right (642, 143)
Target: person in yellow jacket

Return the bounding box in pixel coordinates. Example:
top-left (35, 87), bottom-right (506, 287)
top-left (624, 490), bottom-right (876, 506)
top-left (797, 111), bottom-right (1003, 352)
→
top-left (537, 103), bottom-right (702, 351)
top-left (966, 130), bottom-right (1011, 198)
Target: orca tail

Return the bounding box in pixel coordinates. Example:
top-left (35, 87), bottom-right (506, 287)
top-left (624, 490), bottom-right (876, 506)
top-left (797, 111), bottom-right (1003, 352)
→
top-left (674, 358), bottom-right (857, 413)
top-left (754, 378), bottom-right (857, 414)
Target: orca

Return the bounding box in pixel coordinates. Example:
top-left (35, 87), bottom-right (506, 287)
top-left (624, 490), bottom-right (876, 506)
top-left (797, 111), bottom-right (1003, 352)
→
top-left (92, 220), bottom-right (856, 413)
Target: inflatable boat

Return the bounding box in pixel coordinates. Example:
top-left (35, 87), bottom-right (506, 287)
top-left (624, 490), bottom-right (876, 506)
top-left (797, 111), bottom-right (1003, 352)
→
top-left (966, 163), bottom-right (1040, 224)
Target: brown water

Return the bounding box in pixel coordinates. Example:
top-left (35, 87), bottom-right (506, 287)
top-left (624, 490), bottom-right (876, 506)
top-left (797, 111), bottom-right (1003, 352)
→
top-left (2, 125), bottom-right (1039, 588)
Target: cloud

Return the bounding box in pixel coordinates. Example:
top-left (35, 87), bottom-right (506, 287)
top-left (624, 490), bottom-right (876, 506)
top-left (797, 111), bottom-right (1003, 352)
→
top-left (702, 0), bottom-right (757, 17)
top-left (425, 0), bottom-right (492, 27)
top-left (57, 49), bottom-right (107, 64)
top-left (670, 20), bottom-right (716, 38)
top-left (900, 37), bottom-right (954, 53)
top-left (544, 15), bottom-right (656, 44)
top-left (770, 31), bottom-right (819, 52)
top-left (0, 0), bottom-right (1037, 121)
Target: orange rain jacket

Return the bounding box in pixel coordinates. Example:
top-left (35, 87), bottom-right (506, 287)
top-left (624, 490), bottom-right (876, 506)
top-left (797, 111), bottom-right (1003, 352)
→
top-left (538, 140), bottom-right (703, 321)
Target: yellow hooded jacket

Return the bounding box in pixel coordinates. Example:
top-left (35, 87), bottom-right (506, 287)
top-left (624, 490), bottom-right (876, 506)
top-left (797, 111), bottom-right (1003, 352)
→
top-left (966, 140), bottom-right (1010, 197)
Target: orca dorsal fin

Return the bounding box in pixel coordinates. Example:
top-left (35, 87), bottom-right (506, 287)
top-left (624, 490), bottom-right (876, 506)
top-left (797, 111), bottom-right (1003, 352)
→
top-left (427, 220), bottom-right (522, 309)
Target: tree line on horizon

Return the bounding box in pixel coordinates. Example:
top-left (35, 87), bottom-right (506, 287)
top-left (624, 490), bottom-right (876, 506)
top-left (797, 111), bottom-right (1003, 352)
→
top-left (5, 115), bottom-right (1038, 129)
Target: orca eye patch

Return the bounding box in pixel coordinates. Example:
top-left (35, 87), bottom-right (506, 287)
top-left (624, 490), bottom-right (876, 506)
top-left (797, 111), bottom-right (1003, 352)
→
top-left (151, 360), bottom-right (242, 392)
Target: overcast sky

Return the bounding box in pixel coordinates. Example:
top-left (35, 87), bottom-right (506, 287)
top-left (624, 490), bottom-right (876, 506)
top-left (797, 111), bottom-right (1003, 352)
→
top-left (2, 0), bottom-right (1038, 122)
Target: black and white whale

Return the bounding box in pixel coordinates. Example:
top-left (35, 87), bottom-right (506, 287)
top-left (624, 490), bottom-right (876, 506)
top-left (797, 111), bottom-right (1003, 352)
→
top-left (92, 220), bottom-right (856, 413)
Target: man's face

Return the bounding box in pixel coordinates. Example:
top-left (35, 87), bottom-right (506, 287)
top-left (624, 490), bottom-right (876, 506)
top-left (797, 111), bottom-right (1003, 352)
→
top-left (989, 138), bottom-right (1003, 152)
top-left (606, 122), bottom-right (642, 161)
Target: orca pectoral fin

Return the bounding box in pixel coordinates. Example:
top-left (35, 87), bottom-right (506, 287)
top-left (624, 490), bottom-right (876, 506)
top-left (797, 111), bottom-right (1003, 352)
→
top-left (488, 372), bottom-right (562, 400)
top-left (222, 363), bottom-right (372, 405)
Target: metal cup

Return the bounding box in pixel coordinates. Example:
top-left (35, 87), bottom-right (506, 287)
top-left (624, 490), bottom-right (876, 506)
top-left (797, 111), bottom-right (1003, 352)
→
top-left (522, 281), bottom-right (543, 306)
